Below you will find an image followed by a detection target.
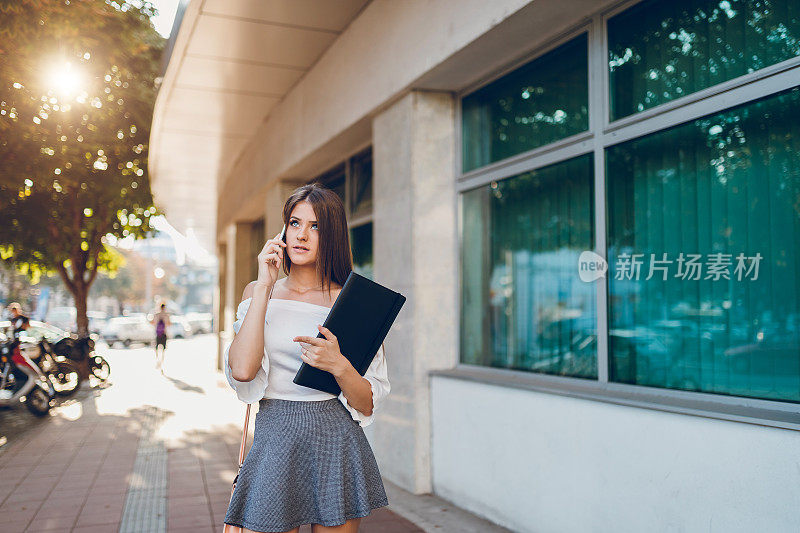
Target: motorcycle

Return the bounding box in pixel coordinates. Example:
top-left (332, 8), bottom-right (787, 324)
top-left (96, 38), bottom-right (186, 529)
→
top-left (20, 336), bottom-right (81, 397)
top-left (0, 336), bottom-right (54, 416)
top-left (54, 334), bottom-right (111, 383)
top-left (79, 336), bottom-right (110, 382)
top-left (88, 352), bottom-right (111, 382)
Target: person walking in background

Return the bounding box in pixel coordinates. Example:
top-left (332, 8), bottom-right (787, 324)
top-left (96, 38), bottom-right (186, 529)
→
top-left (150, 302), bottom-right (171, 372)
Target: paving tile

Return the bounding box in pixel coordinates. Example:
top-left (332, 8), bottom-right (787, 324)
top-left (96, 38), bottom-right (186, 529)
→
top-left (2, 465), bottom-right (35, 478)
top-left (165, 494), bottom-right (208, 507)
top-left (26, 513), bottom-right (79, 532)
top-left (27, 477), bottom-right (65, 488)
top-left (166, 502), bottom-right (210, 518)
top-left (85, 499), bottom-right (127, 515)
top-left (3, 491), bottom-right (49, 505)
top-left (23, 523), bottom-right (69, 533)
top-left (75, 508), bottom-right (124, 527)
top-left (360, 522), bottom-right (425, 533)
top-left (211, 511), bottom-right (229, 526)
top-left (166, 513), bottom-right (214, 529)
top-left (6, 518), bottom-right (35, 532)
top-left (167, 526), bottom-right (215, 533)
top-left (34, 498), bottom-right (82, 514)
top-left (363, 507), bottom-right (401, 523)
top-left (70, 523), bottom-right (120, 533)
top-left (44, 494), bottom-right (88, 508)
top-left (3, 507), bottom-right (38, 523)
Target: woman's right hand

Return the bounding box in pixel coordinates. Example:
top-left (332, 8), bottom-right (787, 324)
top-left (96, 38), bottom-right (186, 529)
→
top-left (257, 231), bottom-right (287, 287)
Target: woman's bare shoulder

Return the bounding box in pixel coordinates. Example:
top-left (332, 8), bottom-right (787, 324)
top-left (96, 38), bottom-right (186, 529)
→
top-left (241, 282), bottom-right (255, 302)
top-left (241, 279), bottom-right (271, 301)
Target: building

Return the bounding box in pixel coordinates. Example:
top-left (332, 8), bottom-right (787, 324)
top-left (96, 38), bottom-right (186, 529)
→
top-left (150, 1), bottom-right (800, 531)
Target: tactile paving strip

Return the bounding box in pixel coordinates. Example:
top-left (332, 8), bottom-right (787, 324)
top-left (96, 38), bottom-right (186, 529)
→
top-left (119, 406), bottom-right (169, 533)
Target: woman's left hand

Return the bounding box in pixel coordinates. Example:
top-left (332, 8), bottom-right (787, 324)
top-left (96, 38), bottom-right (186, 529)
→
top-left (293, 325), bottom-right (350, 377)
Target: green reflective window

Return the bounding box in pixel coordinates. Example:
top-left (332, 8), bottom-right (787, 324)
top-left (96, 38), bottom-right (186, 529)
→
top-left (461, 154), bottom-right (597, 377)
top-left (462, 34), bottom-right (589, 173)
top-left (606, 87), bottom-right (800, 402)
top-left (350, 222), bottom-right (373, 281)
top-left (350, 149), bottom-right (373, 219)
top-left (314, 164), bottom-right (346, 204)
top-left (608, 0), bottom-right (800, 121)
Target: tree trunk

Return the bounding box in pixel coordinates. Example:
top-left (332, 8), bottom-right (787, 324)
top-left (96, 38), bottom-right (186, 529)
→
top-left (51, 210), bottom-right (104, 382)
top-left (66, 281), bottom-right (91, 382)
top-left (74, 283), bottom-right (89, 337)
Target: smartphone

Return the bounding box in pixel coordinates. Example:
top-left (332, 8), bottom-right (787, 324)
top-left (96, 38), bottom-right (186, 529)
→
top-left (267, 224), bottom-right (287, 298)
top-left (272, 224), bottom-right (286, 266)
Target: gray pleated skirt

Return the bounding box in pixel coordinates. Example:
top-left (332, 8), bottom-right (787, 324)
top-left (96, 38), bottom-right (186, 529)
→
top-left (224, 397), bottom-right (389, 532)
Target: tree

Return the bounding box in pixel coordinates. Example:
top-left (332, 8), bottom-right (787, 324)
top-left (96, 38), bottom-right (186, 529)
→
top-left (90, 245), bottom-right (146, 314)
top-left (0, 0), bottom-right (165, 342)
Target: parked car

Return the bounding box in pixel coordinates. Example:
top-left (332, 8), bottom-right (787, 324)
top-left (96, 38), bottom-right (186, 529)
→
top-left (167, 316), bottom-right (193, 339)
top-left (43, 307), bottom-right (108, 335)
top-left (44, 306), bottom-right (77, 332)
top-left (184, 312), bottom-right (212, 334)
top-left (87, 311), bottom-right (109, 335)
top-left (101, 315), bottom-right (153, 348)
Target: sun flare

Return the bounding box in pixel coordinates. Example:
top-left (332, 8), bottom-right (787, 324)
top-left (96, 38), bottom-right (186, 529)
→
top-left (47, 61), bottom-right (83, 97)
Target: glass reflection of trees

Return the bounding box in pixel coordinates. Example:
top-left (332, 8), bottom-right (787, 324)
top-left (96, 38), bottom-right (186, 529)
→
top-left (609, 0), bottom-right (800, 120)
top-left (462, 34), bottom-right (589, 172)
top-left (607, 86), bottom-right (800, 402)
top-left (461, 154), bottom-right (597, 378)
top-left (350, 223), bottom-right (373, 281)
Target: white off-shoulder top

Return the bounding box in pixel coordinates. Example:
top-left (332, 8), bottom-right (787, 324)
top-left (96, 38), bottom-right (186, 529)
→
top-left (223, 296), bottom-right (390, 427)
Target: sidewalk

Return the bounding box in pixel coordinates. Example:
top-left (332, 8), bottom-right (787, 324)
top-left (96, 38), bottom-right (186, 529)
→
top-left (0, 335), bottom-right (480, 533)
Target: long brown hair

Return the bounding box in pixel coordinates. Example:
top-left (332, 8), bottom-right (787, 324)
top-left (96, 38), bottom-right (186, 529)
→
top-left (281, 183), bottom-right (353, 297)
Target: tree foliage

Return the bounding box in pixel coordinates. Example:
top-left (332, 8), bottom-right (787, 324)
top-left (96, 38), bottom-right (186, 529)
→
top-left (0, 0), bottom-right (165, 335)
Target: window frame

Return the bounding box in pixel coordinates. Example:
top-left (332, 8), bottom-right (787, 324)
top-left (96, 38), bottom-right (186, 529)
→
top-left (453, 0), bottom-right (800, 431)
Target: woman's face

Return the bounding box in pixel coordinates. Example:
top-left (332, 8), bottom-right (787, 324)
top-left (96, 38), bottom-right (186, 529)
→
top-left (287, 201), bottom-right (319, 265)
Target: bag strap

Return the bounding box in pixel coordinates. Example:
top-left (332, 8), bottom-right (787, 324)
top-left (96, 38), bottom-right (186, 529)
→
top-left (231, 403), bottom-right (251, 489)
top-left (237, 403), bottom-right (251, 467)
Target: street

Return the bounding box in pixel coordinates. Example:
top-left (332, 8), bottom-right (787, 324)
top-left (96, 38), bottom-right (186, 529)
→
top-left (0, 335), bottom-right (421, 532)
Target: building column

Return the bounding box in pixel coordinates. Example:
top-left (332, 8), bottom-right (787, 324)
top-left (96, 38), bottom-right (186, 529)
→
top-left (217, 222), bottom-right (255, 369)
top-left (372, 90), bottom-right (458, 494)
top-left (215, 240), bottom-right (227, 369)
top-left (233, 222), bottom-right (254, 301)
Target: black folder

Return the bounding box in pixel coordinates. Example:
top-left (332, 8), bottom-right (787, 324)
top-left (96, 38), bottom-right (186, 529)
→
top-left (293, 271), bottom-right (406, 395)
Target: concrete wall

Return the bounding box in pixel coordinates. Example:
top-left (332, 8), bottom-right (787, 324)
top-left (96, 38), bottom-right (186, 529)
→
top-left (431, 376), bottom-right (800, 533)
top-left (215, 241), bottom-right (227, 368)
top-left (372, 91), bottom-right (458, 493)
top-left (217, 223), bottom-right (255, 365)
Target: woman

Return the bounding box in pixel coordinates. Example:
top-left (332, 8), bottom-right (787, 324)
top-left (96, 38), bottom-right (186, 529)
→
top-left (223, 183), bottom-right (390, 533)
top-left (150, 302), bottom-right (171, 372)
